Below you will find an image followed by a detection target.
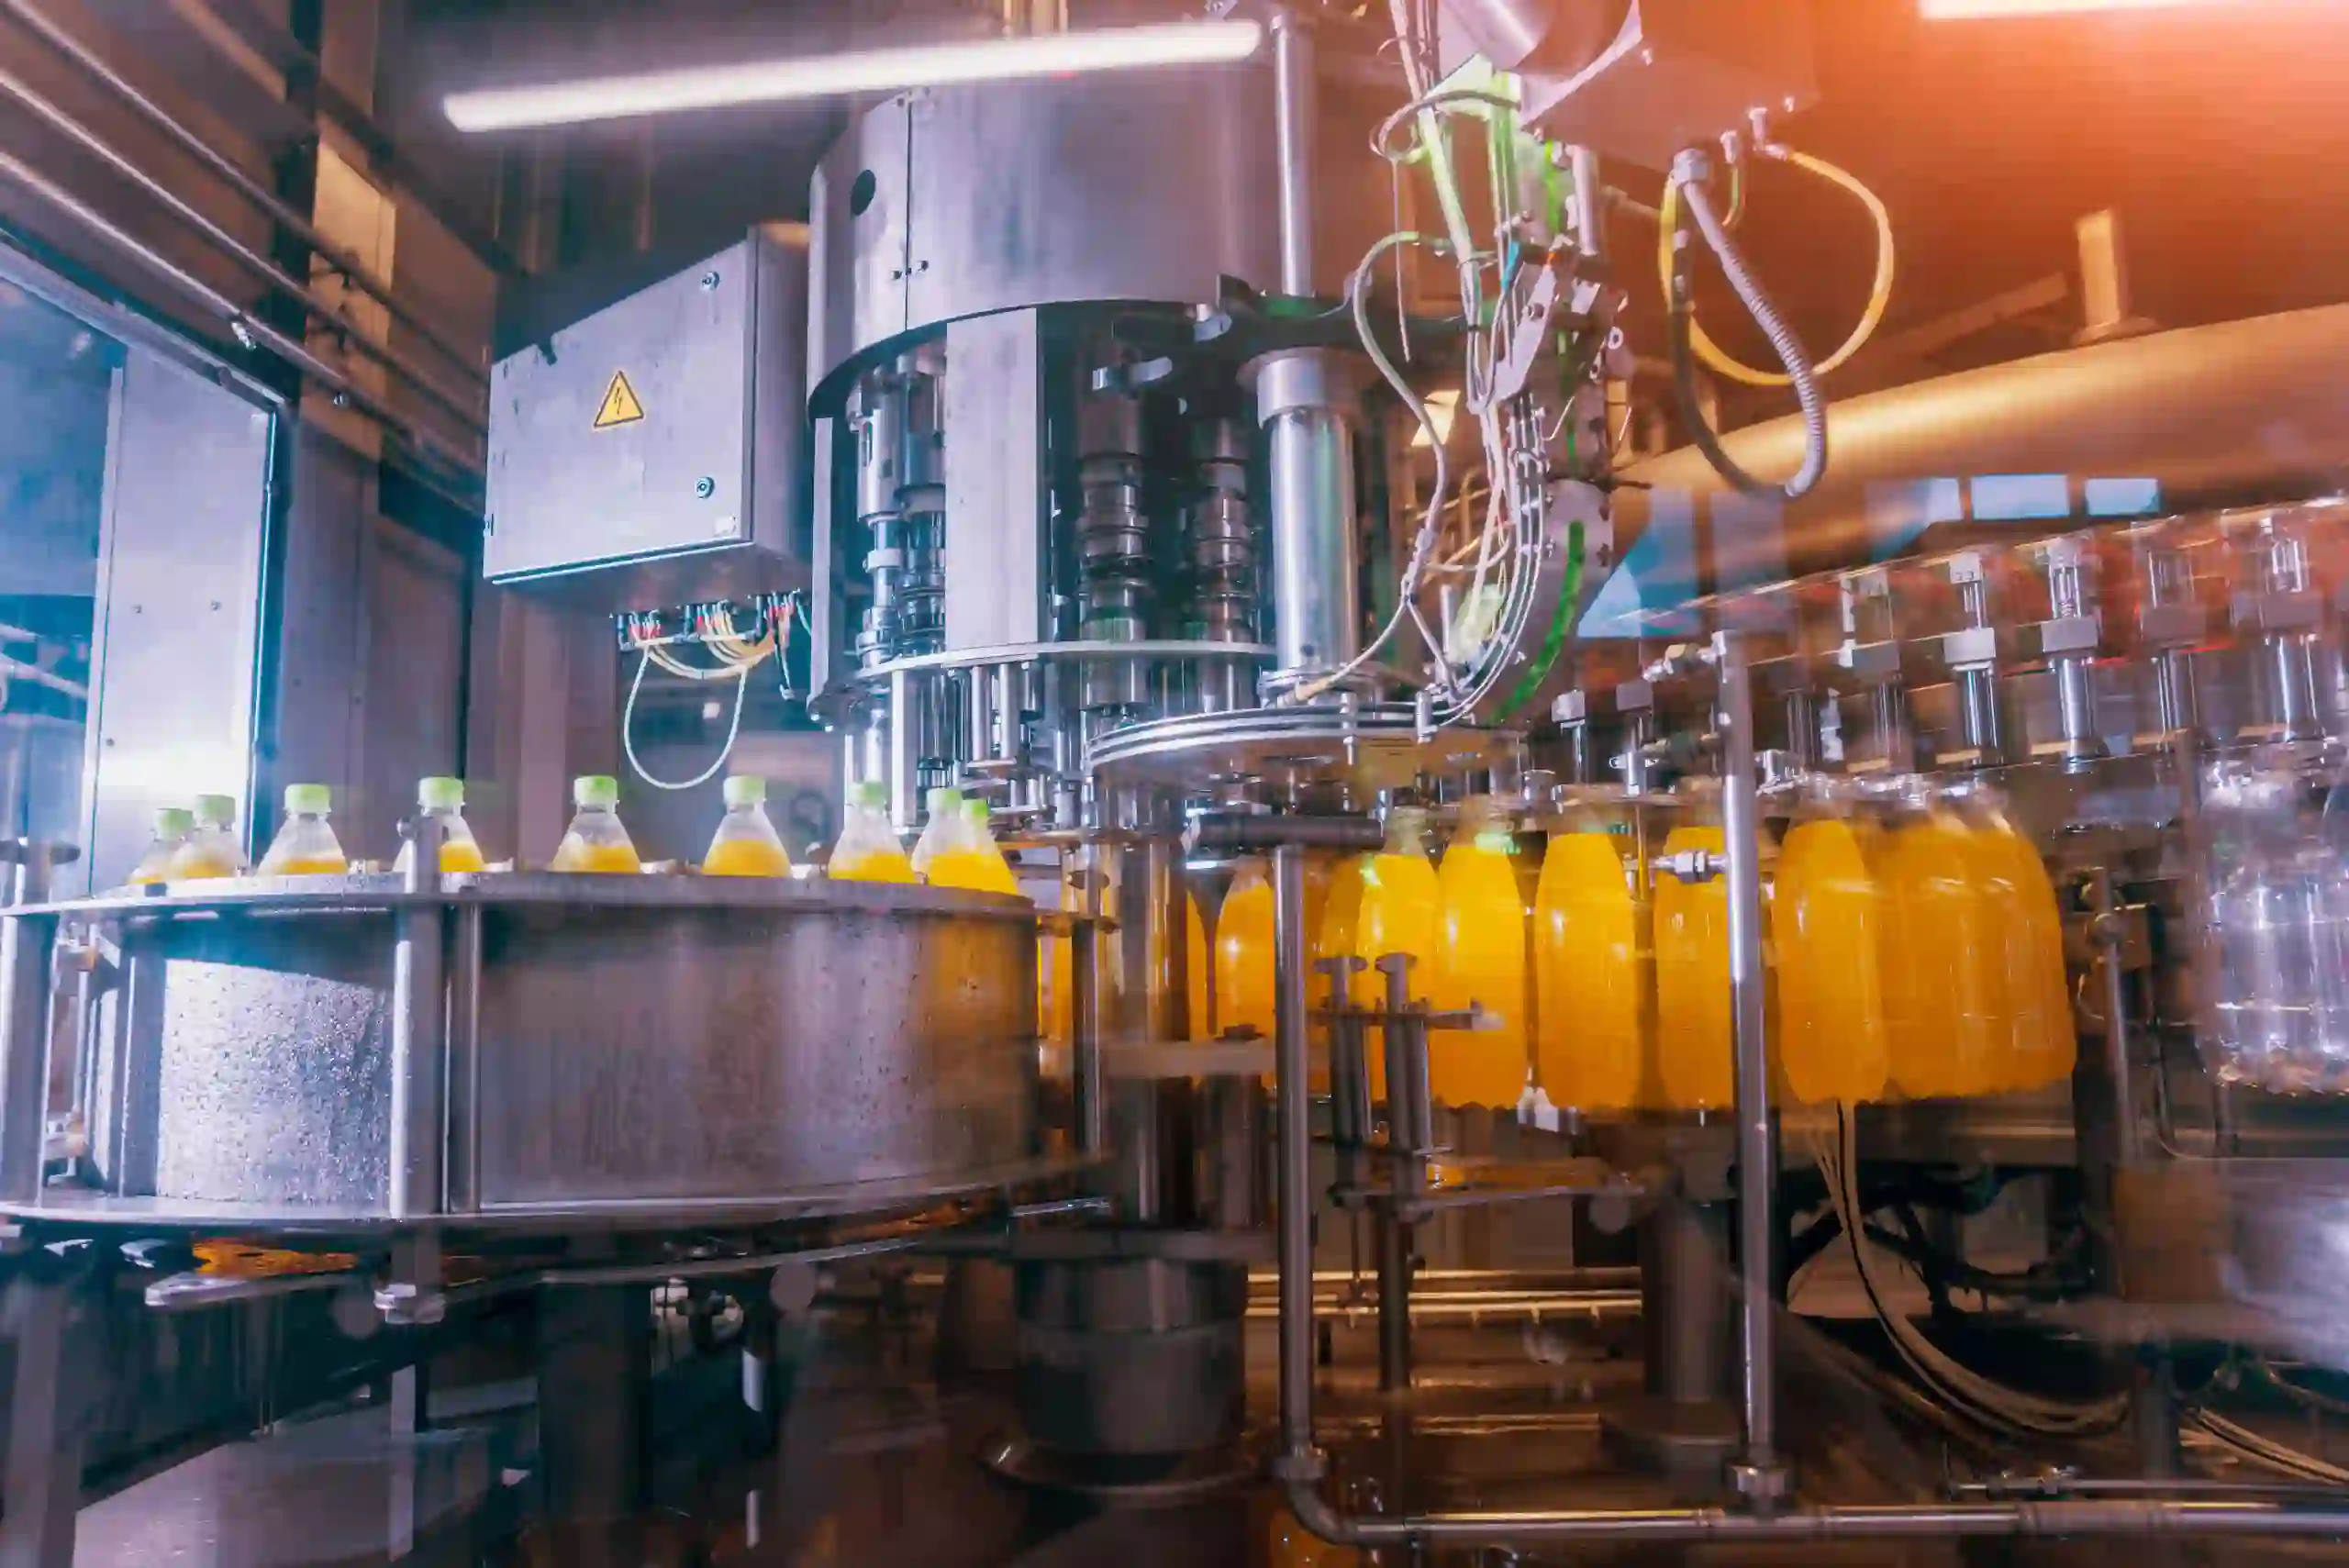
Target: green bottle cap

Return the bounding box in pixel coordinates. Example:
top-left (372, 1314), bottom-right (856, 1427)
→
top-left (573, 775), bottom-right (620, 809)
top-left (925, 786), bottom-right (963, 816)
top-left (417, 776), bottom-right (465, 812)
top-left (851, 781), bottom-right (888, 809)
top-left (723, 774), bottom-right (767, 807)
top-left (1474, 828), bottom-right (1515, 855)
top-left (193, 794), bottom-right (237, 827)
top-left (284, 783), bottom-right (331, 816)
top-left (153, 806), bottom-right (195, 836)
top-left (961, 798), bottom-right (991, 823)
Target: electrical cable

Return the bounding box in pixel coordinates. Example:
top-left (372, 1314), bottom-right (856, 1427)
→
top-left (622, 649), bottom-right (750, 793)
top-left (1658, 146), bottom-right (1895, 386)
top-left (1665, 150), bottom-right (1829, 501)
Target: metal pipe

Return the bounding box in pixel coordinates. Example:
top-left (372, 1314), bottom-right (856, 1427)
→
top-left (0, 145), bottom-right (475, 476)
top-left (0, 0), bottom-right (486, 385)
top-left (1269, 6), bottom-right (1315, 297)
top-left (1264, 402), bottom-right (1363, 683)
top-left (0, 61), bottom-right (486, 434)
top-left (388, 814), bottom-right (447, 1219)
top-left (2089, 868), bottom-right (2138, 1165)
top-left (1279, 1485), bottom-right (2349, 1548)
top-left (1072, 887), bottom-right (1105, 1157)
top-left (1272, 842), bottom-right (1316, 1463)
top-left (1193, 813), bottom-right (1383, 853)
top-left (1715, 630), bottom-right (1778, 1480)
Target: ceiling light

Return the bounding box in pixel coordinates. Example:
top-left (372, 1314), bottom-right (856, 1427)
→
top-left (444, 19), bottom-right (1265, 133)
top-left (1920, 0), bottom-right (2219, 17)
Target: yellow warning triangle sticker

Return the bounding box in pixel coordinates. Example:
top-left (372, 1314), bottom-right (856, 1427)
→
top-left (593, 369), bottom-right (646, 430)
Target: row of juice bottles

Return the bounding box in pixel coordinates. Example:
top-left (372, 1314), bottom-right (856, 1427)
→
top-left (126, 777), bottom-right (1027, 892)
top-left (1051, 782), bottom-right (2077, 1112)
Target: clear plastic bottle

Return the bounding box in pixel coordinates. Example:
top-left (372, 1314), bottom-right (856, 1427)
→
top-left (169, 794), bottom-right (246, 880)
top-left (1773, 783), bottom-right (1891, 1106)
top-left (128, 807), bottom-right (195, 886)
top-left (929, 798), bottom-right (1020, 894)
top-left (257, 784), bottom-right (350, 875)
top-left (909, 786), bottom-right (964, 882)
top-left (549, 775), bottom-right (641, 873)
top-left (829, 782), bottom-right (918, 884)
top-left (393, 777), bottom-right (487, 875)
top-left (2203, 751), bottom-right (2349, 1091)
top-left (1431, 799), bottom-right (1531, 1108)
top-left (1534, 802), bottom-right (1648, 1113)
top-left (1355, 807), bottom-right (1442, 1102)
top-left (702, 775), bottom-right (793, 877)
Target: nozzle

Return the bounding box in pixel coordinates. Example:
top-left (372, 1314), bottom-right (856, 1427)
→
top-left (417, 776), bottom-right (465, 812)
top-left (573, 774), bottom-right (620, 809)
top-left (284, 783), bottom-right (331, 816)
top-left (723, 774), bottom-right (767, 808)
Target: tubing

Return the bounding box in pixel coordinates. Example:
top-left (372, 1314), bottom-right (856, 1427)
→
top-left (0, 0), bottom-right (486, 386)
top-left (1666, 150), bottom-right (1829, 501)
top-left (1271, 844), bottom-right (1316, 1462)
top-left (1659, 148), bottom-right (1895, 387)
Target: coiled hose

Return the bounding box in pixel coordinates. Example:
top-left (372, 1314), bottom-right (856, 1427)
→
top-left (1666, 149), bottom-right (1829, 501)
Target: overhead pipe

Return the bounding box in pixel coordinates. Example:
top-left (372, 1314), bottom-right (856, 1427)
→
top-left (0, 60), bottom-right (486, 437)
top-left (0, 143), bottom-right (476, 482)
top-left (0, 0), bottom-right (487, 388)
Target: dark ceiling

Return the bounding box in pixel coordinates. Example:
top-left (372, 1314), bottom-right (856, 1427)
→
top-left (374, 0), bottom-right (2349, 409)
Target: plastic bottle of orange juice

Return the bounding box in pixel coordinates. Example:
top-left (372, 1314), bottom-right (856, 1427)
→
top-left (1217, 856), bottom-right (1277, 1044)
top-left (830, 782), bottom-right (916, 883)
top-left (929, 799), bottom-right (1020, 894)
top-left (1774, 781), bottom-right (1891, 1106)
top-left (701, 774), bottom-right (793, 877)
top-left (1534, 798), bottom-right (1648, 1112)
top-left (170, 794), bottom-right (246, 880)
top-left (257, 784), bottom-right (351, 875)
top-left (1879, 786), bottom-right (2001, 1098)
top-left (909, 786), bottom-right (963, 882)
top-left (1355, 807), bottom-right (1441, 1101)
top-left (128, 807), bottom-right (194, 886)
top-left (1958, 788), bottom-right (2076, 1093)
top-left (393, 776), bottom-right (487, 875)
top-left (1431, 799), bottom-right (1531, 1108)
top-left (1653, 781), bottom-right (1736, 1112)
top-left (549, 775), bottom-right (641, 873)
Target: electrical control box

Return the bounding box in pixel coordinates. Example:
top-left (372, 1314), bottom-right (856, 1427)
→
top-left (484, 224), bottom-right (809, 607)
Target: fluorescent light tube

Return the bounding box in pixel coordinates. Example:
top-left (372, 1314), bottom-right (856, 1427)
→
top-left (445, 18), bottom-right (1265, 132)
top-left (1920, 0), bottom-right (2219, 17)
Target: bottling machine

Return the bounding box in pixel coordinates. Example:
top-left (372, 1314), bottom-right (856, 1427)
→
top-left (7, 0), bottom-right (2349, 1562)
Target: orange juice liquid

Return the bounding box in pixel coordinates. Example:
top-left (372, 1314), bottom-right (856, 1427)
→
top-left (169, 848), bottom-right (240, 880)
top-left (1186, 892), bottom-right (1210, 1038)
top-left (1881, 816), bottom-right (2002, 1098)
top-left (1774, 817), bottom-right (1891, 1106)
top-left (1355, 849), bottom-right (1440, 1102)
top-left (1973, 818), bottom-right (2076, 1092)
top-left (832, 844), bottom-right (917, 884)
top-left (1431, 839), bottom-right (1531, 1107)
top-left (1534, 831), bottom-right (1647, 1112)
top-left (440, 840), bottom-right (487, 874)
top-left (550, 840), bottom-right (641, 874)
top-left (927, 847), bottom-right (1019, 895)
top-left (1653, 824), bottom-right (1732, 1111)
top-left (269, 855), bottom-right (350, 876)
top-left (1217, 866), bottom-right (1277, 1044)
top-left (702, 838), bottom-right (792, 878)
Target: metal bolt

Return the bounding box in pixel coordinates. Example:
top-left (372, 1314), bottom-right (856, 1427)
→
top-left (696, 476), bottom-right (717, 499)
top-left (699, 270), bottom-right (721, 290)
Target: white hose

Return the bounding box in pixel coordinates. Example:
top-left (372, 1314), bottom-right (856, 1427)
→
top-left (622, 649), bottom-right (749, 792)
